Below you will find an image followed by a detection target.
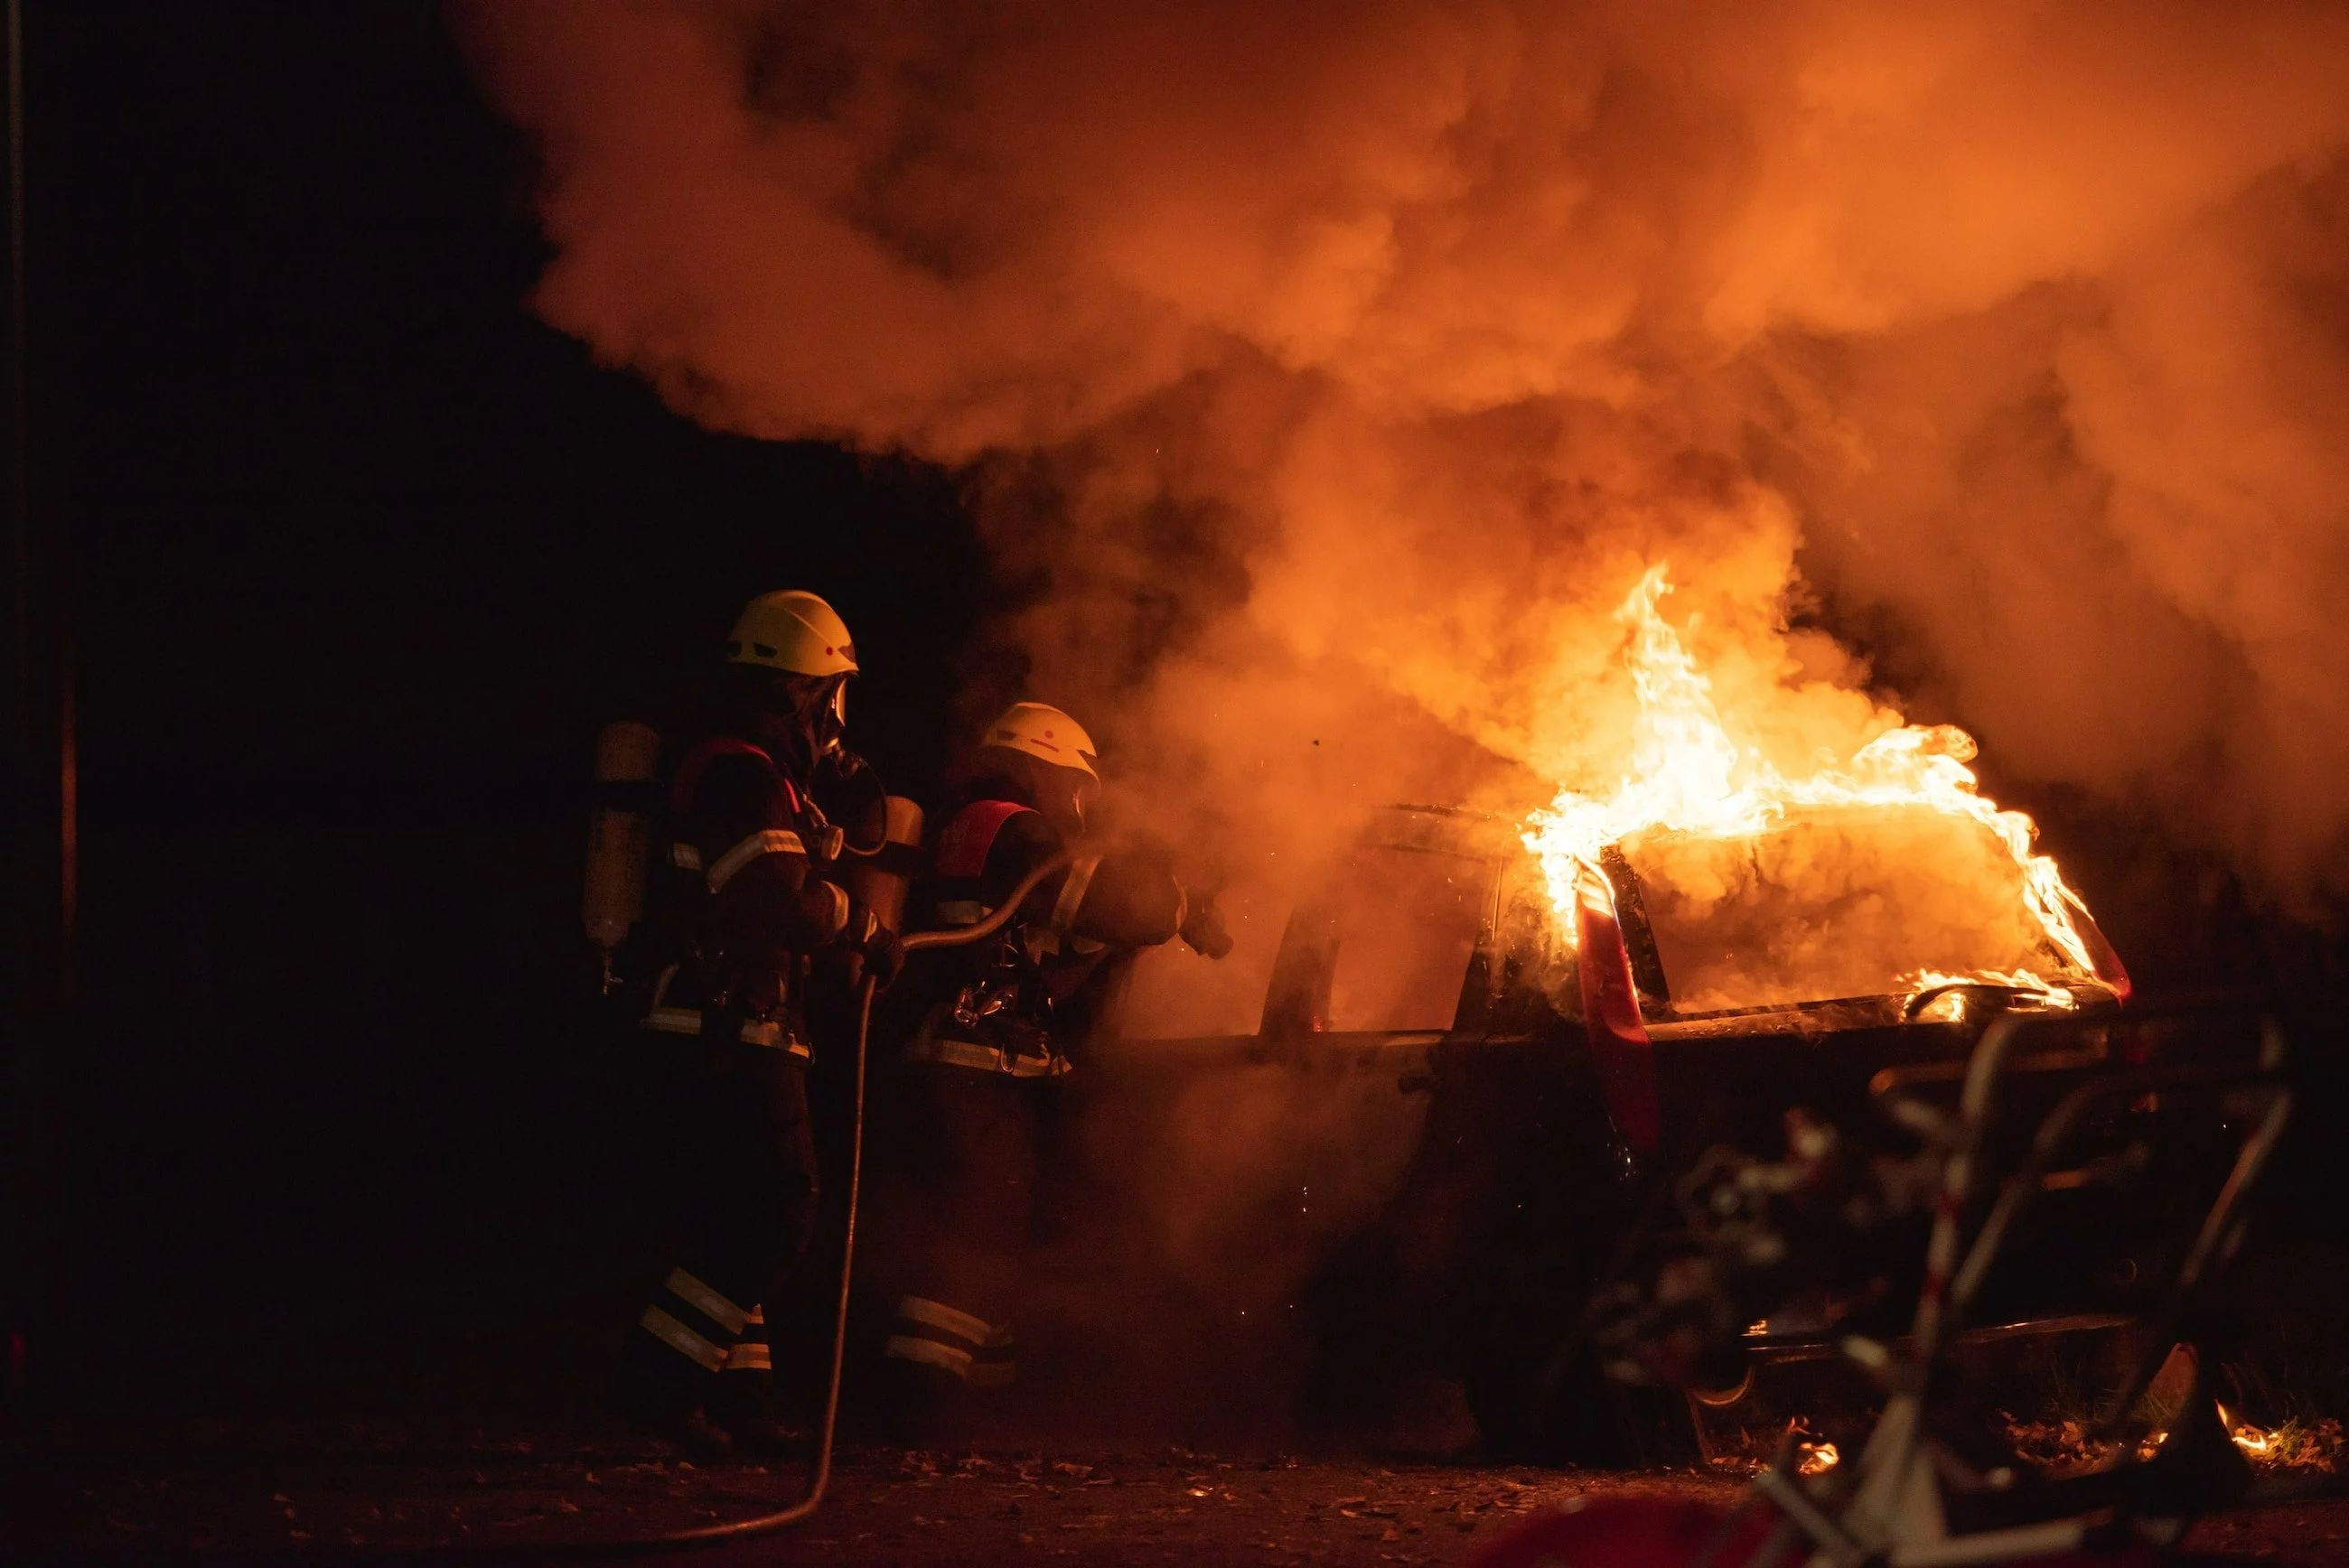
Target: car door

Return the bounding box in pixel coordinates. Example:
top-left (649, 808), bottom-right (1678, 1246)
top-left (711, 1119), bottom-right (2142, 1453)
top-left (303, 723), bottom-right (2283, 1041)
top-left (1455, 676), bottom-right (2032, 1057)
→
top-left (1072, 815), bottom-right (1503, 1321)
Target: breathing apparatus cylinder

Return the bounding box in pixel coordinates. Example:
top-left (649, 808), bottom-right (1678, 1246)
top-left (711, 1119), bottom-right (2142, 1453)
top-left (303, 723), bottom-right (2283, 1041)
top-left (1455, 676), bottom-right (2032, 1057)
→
top-left (584, 720), bottom-right (661, 980)
top-left (840, 795), bottom-right (925, 936)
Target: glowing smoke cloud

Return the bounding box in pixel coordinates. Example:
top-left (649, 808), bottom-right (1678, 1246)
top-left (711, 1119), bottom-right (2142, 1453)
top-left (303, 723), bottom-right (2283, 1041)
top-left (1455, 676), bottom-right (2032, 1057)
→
top-left (461, 0), bottom-right (2349, 902)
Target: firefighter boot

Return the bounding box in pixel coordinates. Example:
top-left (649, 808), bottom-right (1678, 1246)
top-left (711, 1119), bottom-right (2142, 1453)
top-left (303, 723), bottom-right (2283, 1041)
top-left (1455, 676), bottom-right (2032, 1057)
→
top-left (872, 1293), bottom-right (1016, 1444)
top-left (613, 1266), bottom-right (750, 1462)
top-left (612, 1333), bottom-right (735, 1462)
top-left (707, 1305), bottom-right (807, 1458)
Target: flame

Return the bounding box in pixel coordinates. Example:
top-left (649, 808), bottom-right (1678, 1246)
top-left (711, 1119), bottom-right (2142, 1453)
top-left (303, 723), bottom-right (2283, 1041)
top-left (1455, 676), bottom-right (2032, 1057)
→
top-left (2219, 1404), bottom-right (2276, 1458)
top-left (1905, 969), bottom-right (2077, 1020)
top-left (1523, 565), bottom-right (2103, 1002)
top-left (1798, 1441), bottom-right (1840, 1476)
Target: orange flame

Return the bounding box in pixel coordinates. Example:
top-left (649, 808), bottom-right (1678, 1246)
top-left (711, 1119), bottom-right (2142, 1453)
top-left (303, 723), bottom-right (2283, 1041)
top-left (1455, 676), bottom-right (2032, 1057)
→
top-left (1522, 565), bottom-right (2103, 1003)
top-left (2218, 1404), bottom-right (2277, 1458)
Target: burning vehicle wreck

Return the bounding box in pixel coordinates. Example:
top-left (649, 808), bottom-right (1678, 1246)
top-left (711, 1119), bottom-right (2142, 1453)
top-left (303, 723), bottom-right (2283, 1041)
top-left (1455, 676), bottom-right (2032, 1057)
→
top-left (1098, 793), bottom-right (2132, 1461)
top-left (1087, 565), bottom-right (2147, 1463)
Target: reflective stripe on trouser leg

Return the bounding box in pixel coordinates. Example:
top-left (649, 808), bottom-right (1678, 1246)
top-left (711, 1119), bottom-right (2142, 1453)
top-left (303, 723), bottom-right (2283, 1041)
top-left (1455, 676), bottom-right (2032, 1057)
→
top-left (638, 1266), bottom-right (750, 1373)
top-left (883, 1294), bottom-right (1015, 1386)
top-left (721, 1304), bottom-right (772, 1374)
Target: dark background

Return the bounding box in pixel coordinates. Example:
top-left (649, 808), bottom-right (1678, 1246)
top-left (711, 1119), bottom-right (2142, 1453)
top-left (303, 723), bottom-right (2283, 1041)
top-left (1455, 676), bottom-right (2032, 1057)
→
top-left (4, 2), bottom-right (2344, 1428)
top-left (8, 2), bottom-right (991, 1416)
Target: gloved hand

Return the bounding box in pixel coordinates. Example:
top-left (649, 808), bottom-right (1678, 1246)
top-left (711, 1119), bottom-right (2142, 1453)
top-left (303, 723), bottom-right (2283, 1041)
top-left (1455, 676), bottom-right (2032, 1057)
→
top-left (860, 927), bottom-right (907, 990)
top-left (1178, 891), bottom-right (1234, 959)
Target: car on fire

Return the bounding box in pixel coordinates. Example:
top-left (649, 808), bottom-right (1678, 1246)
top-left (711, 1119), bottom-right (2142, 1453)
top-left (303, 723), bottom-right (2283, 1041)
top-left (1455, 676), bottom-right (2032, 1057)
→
top-left (1090, 798), bottom-right (2139, 1457)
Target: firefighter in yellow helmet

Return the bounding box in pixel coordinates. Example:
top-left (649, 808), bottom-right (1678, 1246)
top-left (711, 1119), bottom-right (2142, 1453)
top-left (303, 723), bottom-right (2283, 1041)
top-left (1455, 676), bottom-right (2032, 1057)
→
top-left (876, 702), bottom-right (1229, 1417)
top-left (615, 591), bottom-right (903, 1458)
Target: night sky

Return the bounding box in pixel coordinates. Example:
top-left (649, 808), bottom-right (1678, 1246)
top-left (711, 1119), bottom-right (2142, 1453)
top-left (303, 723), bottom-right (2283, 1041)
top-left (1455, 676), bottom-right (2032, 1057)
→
top-left (7, 3), bottom-right (2345, 1419)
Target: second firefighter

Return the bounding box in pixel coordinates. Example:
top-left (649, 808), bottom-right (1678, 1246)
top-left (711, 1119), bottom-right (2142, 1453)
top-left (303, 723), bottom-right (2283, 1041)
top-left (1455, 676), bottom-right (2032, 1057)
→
top-left (878, 702), bottom-right (1231, 1406)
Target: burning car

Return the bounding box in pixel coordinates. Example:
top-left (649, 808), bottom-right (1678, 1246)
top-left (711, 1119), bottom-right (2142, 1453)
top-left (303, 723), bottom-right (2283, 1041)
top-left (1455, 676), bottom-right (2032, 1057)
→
top-left (1100, 791), bottom-right (2131, 1455)
top-left (1088, 565), bottom-right (2139, 1457)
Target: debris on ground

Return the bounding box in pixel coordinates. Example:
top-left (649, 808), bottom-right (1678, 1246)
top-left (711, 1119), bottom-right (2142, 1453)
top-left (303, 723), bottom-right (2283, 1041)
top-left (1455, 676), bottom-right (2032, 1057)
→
top-left (7, 1417), bottom-right (2344, 1562)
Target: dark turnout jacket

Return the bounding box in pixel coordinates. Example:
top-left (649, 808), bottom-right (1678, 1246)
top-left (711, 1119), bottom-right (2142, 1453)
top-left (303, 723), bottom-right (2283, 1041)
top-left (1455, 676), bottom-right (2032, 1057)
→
top-left (903, 790), bottom-right (1185, 1076)
top-left (641, 733), bottom-right (853, 1058)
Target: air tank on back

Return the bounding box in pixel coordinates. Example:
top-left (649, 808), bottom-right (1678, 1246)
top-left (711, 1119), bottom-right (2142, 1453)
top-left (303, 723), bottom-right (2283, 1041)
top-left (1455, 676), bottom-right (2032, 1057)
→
top-left (584, 720), bottom-right (661, 987)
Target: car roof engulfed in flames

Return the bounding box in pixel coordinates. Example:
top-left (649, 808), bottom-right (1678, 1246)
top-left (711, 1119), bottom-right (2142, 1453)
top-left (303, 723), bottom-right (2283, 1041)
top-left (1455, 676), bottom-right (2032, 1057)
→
top-left (1361, 800), bottom-right (2129, 1041)
top-left (1605, 802), bottom-right (2120, 1022)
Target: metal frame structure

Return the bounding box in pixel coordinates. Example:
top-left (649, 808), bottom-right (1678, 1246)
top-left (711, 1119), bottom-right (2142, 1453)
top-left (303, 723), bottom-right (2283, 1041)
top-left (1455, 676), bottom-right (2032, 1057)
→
top-left (1720, 1007), bottom-right (2292, 1566)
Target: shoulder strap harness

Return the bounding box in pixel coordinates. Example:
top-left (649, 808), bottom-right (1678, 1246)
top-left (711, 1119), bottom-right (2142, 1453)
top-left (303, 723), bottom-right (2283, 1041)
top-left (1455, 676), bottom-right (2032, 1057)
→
top-left (665, 736), bottom-right (839, 891)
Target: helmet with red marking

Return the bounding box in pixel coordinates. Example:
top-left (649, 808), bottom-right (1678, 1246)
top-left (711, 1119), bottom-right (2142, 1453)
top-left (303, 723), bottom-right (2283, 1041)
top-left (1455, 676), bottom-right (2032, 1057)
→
top-left (725, 590), bottom-right (858, 677)
top-left (980, 702), bottom-right (1098, 780)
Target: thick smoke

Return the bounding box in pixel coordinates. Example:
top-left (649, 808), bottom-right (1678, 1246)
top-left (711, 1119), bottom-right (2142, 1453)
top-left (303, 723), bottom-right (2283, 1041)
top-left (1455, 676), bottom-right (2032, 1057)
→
top-left (459, 0), bottom-right (2349, 905)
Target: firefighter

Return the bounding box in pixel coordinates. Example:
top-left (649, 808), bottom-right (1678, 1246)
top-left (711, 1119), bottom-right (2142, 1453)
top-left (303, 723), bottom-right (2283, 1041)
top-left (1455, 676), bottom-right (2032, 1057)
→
top-left (615, 589), bottom-right (902, 1458)
top-left (879, 702), bottom-right (1230, 1412)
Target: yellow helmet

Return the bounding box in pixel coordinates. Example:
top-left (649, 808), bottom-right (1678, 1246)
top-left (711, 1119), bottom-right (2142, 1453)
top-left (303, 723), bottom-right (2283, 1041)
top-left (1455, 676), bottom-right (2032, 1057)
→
top-left (725, 590), bottom-right (857, 677)
top-left (981, 702), bottom-right (1098, 779)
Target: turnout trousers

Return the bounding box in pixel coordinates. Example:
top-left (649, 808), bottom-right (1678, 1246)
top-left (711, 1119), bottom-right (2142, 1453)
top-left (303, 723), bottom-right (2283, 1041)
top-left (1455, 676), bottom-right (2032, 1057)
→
top-left (622, 1037), bottom-right (819, 1418)
top-left (879, 1061), bottom-right (1044, 1390)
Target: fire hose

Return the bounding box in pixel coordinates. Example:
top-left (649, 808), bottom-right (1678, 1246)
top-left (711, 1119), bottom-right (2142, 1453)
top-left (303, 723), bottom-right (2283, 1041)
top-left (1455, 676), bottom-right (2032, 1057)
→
top-left (568, 854), bottom-right (1075, 1554)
